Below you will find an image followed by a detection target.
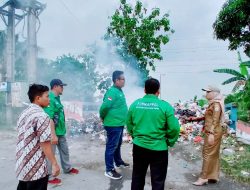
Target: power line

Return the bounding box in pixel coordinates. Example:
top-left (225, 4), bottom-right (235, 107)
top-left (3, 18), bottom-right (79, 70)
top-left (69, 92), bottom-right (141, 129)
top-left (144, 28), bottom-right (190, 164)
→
top-left (157, 64), bottom-right (236, 68)
top-left (57, 0), bottom-right (83, 25)
top-left (162, 46), bottom-right (230, 52)
top-left (155, 70), bottom-right (212, 74)
top-left (158, 59), bottom-right (236, 63)
top-left (169, 36), bottom-right (216, 41)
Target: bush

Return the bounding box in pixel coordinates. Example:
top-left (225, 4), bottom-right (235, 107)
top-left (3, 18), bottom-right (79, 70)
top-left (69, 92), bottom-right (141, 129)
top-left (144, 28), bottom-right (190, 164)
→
top-left (224, 92), bottom-right (243, 104)
top-left (225, 78), bottom-right (250, 123)
top-left (238, 79), bottom-right (250, 122)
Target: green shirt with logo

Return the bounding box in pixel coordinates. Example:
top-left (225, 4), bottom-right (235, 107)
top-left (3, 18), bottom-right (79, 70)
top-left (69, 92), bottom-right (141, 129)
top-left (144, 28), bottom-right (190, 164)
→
top-left (127, 94), bottom-right (180, 151)
top-left (44, 92), bottom-right (66, 136)
top-left (99, 85), bottom-right (128, 127)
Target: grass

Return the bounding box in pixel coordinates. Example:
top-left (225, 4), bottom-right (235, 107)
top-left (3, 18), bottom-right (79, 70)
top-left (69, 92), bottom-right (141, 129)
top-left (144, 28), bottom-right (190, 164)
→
top-left (221, 136), bottom-right (250, 184)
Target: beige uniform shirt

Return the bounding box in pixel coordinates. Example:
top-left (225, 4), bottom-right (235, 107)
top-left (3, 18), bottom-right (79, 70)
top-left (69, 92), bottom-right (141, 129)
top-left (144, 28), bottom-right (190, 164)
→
top-left (204, 102), bottom-right (222, 134)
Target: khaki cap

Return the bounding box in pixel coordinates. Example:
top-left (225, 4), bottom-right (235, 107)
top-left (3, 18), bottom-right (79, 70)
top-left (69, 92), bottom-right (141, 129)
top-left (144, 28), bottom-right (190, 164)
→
top-left (202, 85), bottom-right (220, 93)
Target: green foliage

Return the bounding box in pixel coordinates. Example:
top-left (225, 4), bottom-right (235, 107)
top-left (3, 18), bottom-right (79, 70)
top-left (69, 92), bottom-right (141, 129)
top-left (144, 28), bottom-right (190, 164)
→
top-left (224, 91), bottom-right (243, 104)
top-left (193, 95), bottom-right (197, 102)
top-left (241, 61), bottom-right (250, 67)
top-left (15, 39), bottom-right (27, 81)
top-left (106, 0), bottom-right (173, 80)
top-left (0, 31), bottom-right (110, 102)
top-left (197, 99), bottom-right (208, 107)
top-left (222, 77), bottom-right (244, 85)
top-left (214, 68), bottom-right (245, 79)
top-left (213, 52), bottom-right (249, 92)
top-left (225, 78), bottom-right (250, 122)
top-left (37, 45), bottom-right (111, 101)
top-left (38, 53), bottom-right (98, 101)
top-left (213, 0), bottom-right (250, 57)
top-left (221, 142), bottom-right (250, 184)
top-left (237, 78), bottom-right (250, 122)
top-left (0, 31), bottom-right (29, 82)
top-left (96, 73), bottom-right (112, 94)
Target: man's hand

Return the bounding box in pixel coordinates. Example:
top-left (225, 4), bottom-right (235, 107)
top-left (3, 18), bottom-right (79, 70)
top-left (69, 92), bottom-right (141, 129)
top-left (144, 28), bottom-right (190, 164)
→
top-left (40, 141), bottom-right (60, 177)
top-left (51, 135), bottom-right (58, 145)
top-left (52, 162), bottom-right (60, 177)
top-left (208, 134), bottom-right (215, 145)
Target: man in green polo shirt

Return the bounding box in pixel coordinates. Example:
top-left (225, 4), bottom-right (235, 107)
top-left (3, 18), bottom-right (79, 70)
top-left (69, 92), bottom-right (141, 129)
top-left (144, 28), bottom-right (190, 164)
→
top-left (99, 71), bottom-right (129, 180)
top-left (44, 79), bottom-right (79, 185)
top-left (127, 78), bottom-right (180, 190)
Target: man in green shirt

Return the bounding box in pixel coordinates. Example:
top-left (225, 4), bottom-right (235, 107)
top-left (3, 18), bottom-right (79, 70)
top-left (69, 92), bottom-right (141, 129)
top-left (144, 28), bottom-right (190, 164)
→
top-left (99, 71), bottom-right (129, 180)
top-left (44, 79), bottom-right (79, 185)
top-left (127, 78), bottom-right (180, 190)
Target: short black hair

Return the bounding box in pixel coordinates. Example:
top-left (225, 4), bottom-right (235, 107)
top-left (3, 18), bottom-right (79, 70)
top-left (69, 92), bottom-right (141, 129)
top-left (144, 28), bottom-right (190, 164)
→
top-left (145, 78), bottom-right (160, 94)
top-left (112, 70), bottom-right (124, 83)
top-left (28, 84), bottom-right (49, 103)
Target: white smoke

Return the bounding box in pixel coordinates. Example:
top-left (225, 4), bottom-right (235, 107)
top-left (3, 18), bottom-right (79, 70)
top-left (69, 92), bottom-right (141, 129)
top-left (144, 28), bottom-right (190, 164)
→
top-left (94, 39), bottom-right (144, 106)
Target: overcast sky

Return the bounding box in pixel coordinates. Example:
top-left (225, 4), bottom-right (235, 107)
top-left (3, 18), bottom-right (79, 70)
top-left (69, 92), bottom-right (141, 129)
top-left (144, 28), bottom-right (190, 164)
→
top-left (2, 0), bottom-right (248, 103)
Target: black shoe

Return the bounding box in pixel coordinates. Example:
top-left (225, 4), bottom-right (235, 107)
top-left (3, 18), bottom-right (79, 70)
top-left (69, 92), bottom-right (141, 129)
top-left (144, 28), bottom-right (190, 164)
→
top-left (104, 169), bottom-right (122, 180)
top-left (116, 162), bottom-right (130, 168)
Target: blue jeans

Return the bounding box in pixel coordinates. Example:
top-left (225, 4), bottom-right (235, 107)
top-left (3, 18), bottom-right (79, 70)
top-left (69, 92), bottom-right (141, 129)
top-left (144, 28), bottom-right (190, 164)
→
top-left (104, 126), bottom-right (124, 172)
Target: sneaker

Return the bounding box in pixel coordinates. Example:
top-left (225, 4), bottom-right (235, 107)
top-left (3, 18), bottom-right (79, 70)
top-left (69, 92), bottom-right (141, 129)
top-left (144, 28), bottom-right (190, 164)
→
top-left (116, 162), bottom-right (130, 168)
top-left (67, 168), bottom-right (79, 175)
top-left (48, 178), bottom-right (62, 185)
top-left (105, 169), bottom-right (122, 180)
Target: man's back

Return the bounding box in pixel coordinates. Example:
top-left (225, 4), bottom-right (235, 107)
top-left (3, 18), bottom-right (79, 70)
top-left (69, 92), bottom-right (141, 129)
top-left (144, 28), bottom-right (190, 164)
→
top-left (127, 94), bottom-right (180, 151)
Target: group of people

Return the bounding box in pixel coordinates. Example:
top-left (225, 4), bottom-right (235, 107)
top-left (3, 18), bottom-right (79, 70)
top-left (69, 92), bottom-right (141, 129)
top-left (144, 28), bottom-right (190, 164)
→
top-left (16, 79), bottom-right (79, 190)
top-left (15, 70), bottom-right (225, 190)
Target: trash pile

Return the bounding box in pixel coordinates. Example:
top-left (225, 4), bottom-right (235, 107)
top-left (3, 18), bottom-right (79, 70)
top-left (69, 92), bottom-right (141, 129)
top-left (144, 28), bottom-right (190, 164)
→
top-left (174, 101), bottom-right (233, 144)
top-left (174, 101), bottom-right (206, 144)
top-left (67, 113), bottom-right (132, 143)
top-left (66, 100), bottom-right (234, 145)
top-left (67, 113), bottom-right (103, 137)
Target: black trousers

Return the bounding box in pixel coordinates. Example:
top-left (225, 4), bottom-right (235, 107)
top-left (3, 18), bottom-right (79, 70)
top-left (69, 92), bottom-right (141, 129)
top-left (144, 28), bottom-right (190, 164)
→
top-left (131, 144), bottom-right (168, 190)
top-left (17, 175), bottom-right (49, 190)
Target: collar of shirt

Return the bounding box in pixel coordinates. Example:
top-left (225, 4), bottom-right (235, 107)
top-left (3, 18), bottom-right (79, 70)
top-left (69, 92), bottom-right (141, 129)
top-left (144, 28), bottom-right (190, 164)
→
top-left (50, 91), bottom-right (60, 100)
top-left (113, 85), bottom-right (123, 91)
top-left (30, 103), bottom-right (43, 111)
top-left (143, 94), bottom-right (158, 99)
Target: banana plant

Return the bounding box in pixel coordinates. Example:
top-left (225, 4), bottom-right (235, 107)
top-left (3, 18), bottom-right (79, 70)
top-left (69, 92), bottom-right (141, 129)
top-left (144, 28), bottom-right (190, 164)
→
top-left (213, 52), bottom-right (249, 92)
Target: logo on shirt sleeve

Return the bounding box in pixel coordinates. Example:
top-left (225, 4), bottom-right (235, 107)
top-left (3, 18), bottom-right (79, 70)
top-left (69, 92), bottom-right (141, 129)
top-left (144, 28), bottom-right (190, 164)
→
top-left (108, 97), bottom-right (112, 101)
top-left (214, 105), bottom-right (220, 112)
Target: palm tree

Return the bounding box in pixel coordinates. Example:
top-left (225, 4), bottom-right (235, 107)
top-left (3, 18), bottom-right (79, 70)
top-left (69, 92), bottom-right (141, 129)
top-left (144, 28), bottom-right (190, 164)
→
top-left (213, 52), bottom-right (249, 92)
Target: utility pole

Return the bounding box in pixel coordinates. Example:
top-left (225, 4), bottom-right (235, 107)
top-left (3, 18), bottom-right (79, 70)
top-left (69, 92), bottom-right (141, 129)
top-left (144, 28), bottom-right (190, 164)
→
top-left (0, 1), bottom-right (25, 82)
top-left (6, 5), bottom-right (15, 83)
top-left (0, 1), bottom-right (24, 125)
top-left (5, 4), bottom-right (15, 123)
top-left (0, 0), bottom-right (45, 126)
top-left (156, 72), bottom-right (166, 99)
top-left (26, 1), bottom-right (46, 83)
top-left (27, 8), bottom-right (37, 83)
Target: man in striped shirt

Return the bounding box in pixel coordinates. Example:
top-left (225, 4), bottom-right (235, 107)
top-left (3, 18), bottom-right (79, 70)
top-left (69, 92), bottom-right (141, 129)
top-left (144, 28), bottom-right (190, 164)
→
top-left (16, 84), bottom-right (60, 190)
